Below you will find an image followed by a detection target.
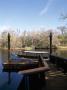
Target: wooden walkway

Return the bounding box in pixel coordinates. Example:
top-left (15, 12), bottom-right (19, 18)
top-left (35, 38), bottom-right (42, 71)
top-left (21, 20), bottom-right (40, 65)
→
top-left (17, 61), bottom-right (67, 90)
top-left (45, 62), bottom-right (67, 90)
top-left (1, 54), bottom-right (67, 90)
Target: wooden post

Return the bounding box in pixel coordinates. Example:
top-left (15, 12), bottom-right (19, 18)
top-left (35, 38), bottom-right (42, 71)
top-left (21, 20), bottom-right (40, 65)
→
top-left (8, 33), bottom-right (10, 61)
top-left (49, 32), bottom-right (52, 55)
top-left (8, 33), bottom-right (11, 84)
top-left (49, 32), bottom-right (52, 62)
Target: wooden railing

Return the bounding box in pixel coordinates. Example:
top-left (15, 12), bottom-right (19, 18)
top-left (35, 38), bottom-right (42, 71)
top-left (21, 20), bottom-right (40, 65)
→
top-left (3, 55), bottom-right (49, 86)
top-left (17, 51), bottom-right (49, 59)
top-left (18, 55), bottom-right (49, 75)
top-left (18, 55), bottom-right (49, 90)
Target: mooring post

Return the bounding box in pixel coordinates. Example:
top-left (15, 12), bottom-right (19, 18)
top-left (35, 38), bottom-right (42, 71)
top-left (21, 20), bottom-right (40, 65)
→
top-left (50, 32), bottom-right (52, 55)
top-left (49, 32), bottom-right (52, 61)
top-left (8, 33), bottom-right (11, 84)
top-left (8, 33), bottom-right (10, 61)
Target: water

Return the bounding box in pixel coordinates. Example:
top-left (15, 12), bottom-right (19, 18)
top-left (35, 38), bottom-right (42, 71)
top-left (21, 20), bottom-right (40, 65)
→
top-left (0, 50), bottom-right (23, 90)
top-left (36, 48), bottom-right (67, 58)
top-left (53, 49), bottom-right (67, 58)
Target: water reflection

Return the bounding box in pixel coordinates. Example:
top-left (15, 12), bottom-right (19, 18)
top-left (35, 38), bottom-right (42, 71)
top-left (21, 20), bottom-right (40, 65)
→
top-left (35, 48), bottom-right (67, 58)
top-left (1, 50), bottom-right (8, 63)
top-left (0, 50), bottom-right (23, 90)
top-left (53, 49), bottom-right (67, 58)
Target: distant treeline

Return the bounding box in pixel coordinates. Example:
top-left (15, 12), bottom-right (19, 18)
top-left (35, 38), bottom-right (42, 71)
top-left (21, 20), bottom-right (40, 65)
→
top-left (0, 26), bottom-right (67, 49)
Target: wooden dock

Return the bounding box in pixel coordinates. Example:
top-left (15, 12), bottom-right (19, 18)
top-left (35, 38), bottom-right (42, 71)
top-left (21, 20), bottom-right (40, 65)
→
top-left (17, 50), bottom-right (49, 59)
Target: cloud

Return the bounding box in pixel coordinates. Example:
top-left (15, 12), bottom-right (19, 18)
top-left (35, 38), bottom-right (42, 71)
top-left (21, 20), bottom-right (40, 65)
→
top-left (40, 0), bottom-right (53, 16)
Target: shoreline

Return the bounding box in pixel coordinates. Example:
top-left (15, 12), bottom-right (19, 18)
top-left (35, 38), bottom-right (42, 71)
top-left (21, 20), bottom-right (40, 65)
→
top-left (0, 46), bottom-right (67, 50)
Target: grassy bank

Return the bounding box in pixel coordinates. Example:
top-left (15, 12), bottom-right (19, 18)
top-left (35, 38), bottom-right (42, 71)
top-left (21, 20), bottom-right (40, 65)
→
top-left (0, 47), bottom-right (33, 51)
top-left (57, 46), bottom-right (67, 50)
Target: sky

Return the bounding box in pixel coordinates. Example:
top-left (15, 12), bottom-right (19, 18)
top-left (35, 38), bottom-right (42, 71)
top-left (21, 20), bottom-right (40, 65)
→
top-left (0, 0), bottom-right (67, 33)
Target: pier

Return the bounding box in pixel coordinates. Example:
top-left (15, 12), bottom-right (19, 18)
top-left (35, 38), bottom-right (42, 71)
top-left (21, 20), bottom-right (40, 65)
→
top-left (0, 32), bottom-right (67, 90)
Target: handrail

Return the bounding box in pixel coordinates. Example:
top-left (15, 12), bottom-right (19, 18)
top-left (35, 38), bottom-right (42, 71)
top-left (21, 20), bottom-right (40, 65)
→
top-left (18, 67), bottom-right (49, 75)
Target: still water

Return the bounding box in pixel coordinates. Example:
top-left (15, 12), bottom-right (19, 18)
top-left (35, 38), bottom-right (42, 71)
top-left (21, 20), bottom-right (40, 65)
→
top-left (0, 50), bottom-right (23, 90)
top-left (36, 48), bottom-right (67, 58)
top-left (53, 49), bottom-right (67, 58)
